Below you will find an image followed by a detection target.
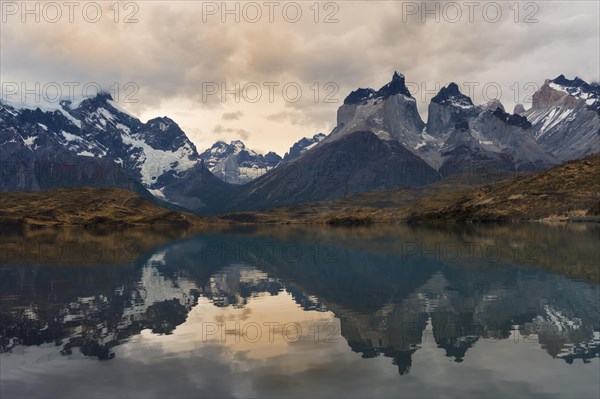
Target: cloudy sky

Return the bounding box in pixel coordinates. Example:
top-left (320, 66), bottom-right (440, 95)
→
top-left (1, 1), bottom-right (599, 154)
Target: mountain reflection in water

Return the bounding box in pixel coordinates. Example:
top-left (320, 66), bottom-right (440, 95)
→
top-left (1, 223), bottom-right (599, 398)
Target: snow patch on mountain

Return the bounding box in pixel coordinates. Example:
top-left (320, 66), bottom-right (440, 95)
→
top-left (549, 83), bottom-right (598, 105)
top-left (22, 136), bottom-right (37, 149)
top-left (121, 133), bottom-right (198, 185)
top-left (523, 75), bottom-right (600, 161)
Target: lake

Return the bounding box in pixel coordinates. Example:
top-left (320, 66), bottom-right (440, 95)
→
top-left (1, 223), bottom-right (599, 398)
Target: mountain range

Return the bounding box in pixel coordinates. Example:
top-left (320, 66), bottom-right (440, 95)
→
top-left (198, 140), bottom-right (281, 185)
top-left (1, 72), bottom-right (598, 215)
top-left (0, 93), bottom-right (229, 212)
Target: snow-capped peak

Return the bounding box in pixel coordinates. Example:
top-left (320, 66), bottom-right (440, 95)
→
top-left (548, 74), bottom-right (600, 112)
top-left (199, 140), bottom-right (282, 184)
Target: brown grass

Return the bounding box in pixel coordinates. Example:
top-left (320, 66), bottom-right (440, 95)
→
top-left (220, 155), bottom-right (600, 225)
top-left (0, 187), bottom-right (212, 228)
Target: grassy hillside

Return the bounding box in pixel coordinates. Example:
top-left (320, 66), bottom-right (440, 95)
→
top-left (2, 155), bottom-right (598, 227)
top-left (408, 154), bottom-right (600, 223)
top-left (221, 154), bottom-right (600, 224)
top-left (0, 187), bottom-right (210, 228)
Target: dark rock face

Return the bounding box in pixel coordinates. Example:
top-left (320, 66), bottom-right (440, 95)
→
top-left (141, 117), bottom-right (197, 153)
top-left (491, 108), bottom-right (532, 129)
top-left (264, 151), bottom-right (282, 164)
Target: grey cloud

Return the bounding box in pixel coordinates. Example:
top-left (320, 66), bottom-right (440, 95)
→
top-left (266, 110), bottom-right (310, 126)
top-left (237, 129), bottom-right (250, 141)
top-left (213, 124), bottom-right (250, 141)
top-left (1, 1), bottom-right (598, 150)
top-left (222, 111), bottom-right (244, 121)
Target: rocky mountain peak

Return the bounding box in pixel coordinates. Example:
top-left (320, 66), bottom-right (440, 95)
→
top-left (343, 71), bottom-right (412, 105)
top-left (426, 83), bottom-right (479, 140)
top-left (376, 71), bottom-right (411, 99)
top-left (514, 104), bottom-right (526, 115)
top-left (96, 91), bottom-right (114, 101)
top-left (146, 116), bottom-right (178, 129)
top-left (551, 74), bottom-right (588, 88)
top-left (431, 83), bottom-right (474, 108)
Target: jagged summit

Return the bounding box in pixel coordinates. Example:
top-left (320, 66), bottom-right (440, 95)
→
top-left (56, 92), bottom-right (112, 111)
top-left (148, 115), bottom-right (175, 123)
top-left (550, 74), bottom-right (600, 95)
top-left (376, 71), bottom-right (412, 99)
top-left (344, 71), bottom-right (412, 105)
top-left (551, 74), bottom-right (590, 89)
top-left (75, 92), bottom-right (114, 107)
top-left (431, 83), bottom-right (474, 108)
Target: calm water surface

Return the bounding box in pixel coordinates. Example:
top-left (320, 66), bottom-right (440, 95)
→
top-left (1, 223), bottom-right (599, 398)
